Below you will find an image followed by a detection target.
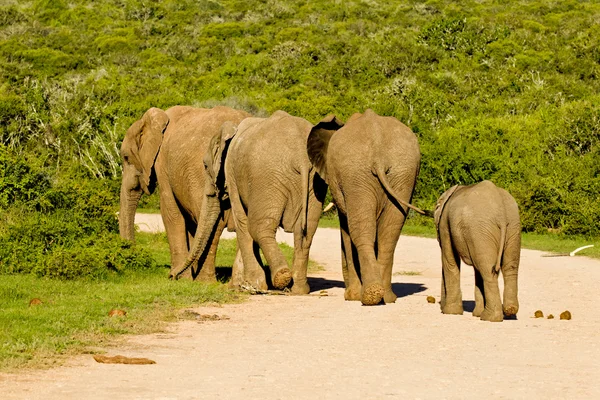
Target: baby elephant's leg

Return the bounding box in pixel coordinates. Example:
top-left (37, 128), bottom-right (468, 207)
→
top-left (473, 269), bottom-right (484, 318)
top-left (479, 267), bottom-right (504, 322)
top-left (440, 243), bottom-right (463, 315)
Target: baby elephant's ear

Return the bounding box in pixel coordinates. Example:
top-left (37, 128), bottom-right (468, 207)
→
top-left (434, 185), bottom-right (460, 228)
top-left (307, 115), bottom-right (344, 184)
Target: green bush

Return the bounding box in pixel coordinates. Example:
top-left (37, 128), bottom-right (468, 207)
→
top-left (1, 0), bottom-right (600, 240)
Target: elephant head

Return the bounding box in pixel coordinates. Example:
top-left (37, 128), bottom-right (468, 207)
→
top-left (170, 121), bottom-right (238, 279)
top-left (119, 108), bottom-right (169, 242)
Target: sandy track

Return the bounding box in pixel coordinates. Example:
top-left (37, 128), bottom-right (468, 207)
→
top-left (1, 214), bottom-right (599, 399)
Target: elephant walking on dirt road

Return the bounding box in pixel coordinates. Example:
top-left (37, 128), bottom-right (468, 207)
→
top-left (433, 180), bottom-right (521, 322)
top-left (118, 106), bottom-right (250, 280)
top-left (173, 111), bottom-right (327, 294)
top-left (307, 109), bottom-right (426, 305)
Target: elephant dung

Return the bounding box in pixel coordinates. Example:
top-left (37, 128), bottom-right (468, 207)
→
top-left (93, 355), bottom-right (155, 365)
top-left (426, 296), bottom-right (436, 304)
top-left (560, 310), bottom-right (572, 320)
top-left (547, 314), bottom-right (554, 319)
top-left (108, 309), bottom-right (127, 317)
top-left (534, 310), bottom-right (544, 318)
top-left (29, 298), bottom-right (43, 307)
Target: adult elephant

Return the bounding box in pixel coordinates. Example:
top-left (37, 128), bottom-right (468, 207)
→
top-left (307, 109), bottom-right (426, 305)
top-left (172, 111), bottom-right (327, 294)
top-left (118, 106), bottom-right (251, 280)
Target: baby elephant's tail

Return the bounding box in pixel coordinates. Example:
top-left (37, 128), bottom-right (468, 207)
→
top-left (495, 224), bottom-right (507, 273)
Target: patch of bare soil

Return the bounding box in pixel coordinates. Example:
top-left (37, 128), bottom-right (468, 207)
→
top-left (1, 215), bottom-right (599, 399)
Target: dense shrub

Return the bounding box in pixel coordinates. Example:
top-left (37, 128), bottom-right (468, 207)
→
top-left (1, 0), bottom-right (600, 238)
top-left (0, 146), bottom-right (153, 278)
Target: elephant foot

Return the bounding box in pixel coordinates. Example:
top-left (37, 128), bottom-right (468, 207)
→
top-left (244, 270), bottom-right (268, 292)
top-left (344, 285), bottom-right (361, 301)
top-left (503, 303), bottom-right (519, 317)
top-left (384, 289), bottom-right (397, 304)
top-left (272, 267), bottom-right (292, 290)
top-left (480, 308), bottom-right (504, 322)
top-left (361, 283), bottom-right (384, 306)
top-left (195, 269), bottom-right (217, 283)
top-left (227, 279), bottom-right (242, 290)
top-left (441, 302), bottom-right (464, 315)
top-left (472, 303), bottom-right (484, 318)
top-left (291, 282), bottom-right (310, 295)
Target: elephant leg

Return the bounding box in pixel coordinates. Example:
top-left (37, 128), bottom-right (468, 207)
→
top-left (194, 216), bottom-right (226, 283)
top-left (479, 269), bottom-right (504, 322)
top-left (249, 219), bottom-right (291, 290)
top-left (291, 230), bottom-right (310, 295)
top-left (376, 203), bottom-right (405, 304)
top-left (245, 188), bottom-right (291, 290)
top-left (439, 233), bottom-right (463, 314)
top-left (501, 229), bottom-right (521, 317)
top-left (229, 248), bottom-right (245, 289)
top-left (346, 212), bottom-right (383, 305)
top-left (473, 268), bottom-right (484, 317)
top-left (159, 184), bottom-right (192, 279)
top-left (230, 189), bottom-right (267, 291)
top-left (290, 199), bottom-right (320, 295)
top-left (339, 213), bottom-right (361, 301)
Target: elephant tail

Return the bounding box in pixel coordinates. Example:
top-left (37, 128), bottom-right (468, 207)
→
top-left (375, 166), bottom-right (427, 216)
top-left (495, 223), bottom-right (507, 273)
top-left (300, 163), bottom-right (309, 237)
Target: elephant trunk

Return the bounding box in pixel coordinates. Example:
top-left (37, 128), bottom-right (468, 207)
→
top-left (170, 195), bottom-right (222, 279)
top-left (119, 182), bottom-right (142, 243)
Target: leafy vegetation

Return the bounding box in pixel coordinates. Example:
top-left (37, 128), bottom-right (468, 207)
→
top-left (2, 0), bottom-right (599, 237)
top-left (1, 0), bottom-right (600, 280)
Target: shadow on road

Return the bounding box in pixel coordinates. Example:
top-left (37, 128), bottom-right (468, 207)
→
top-left (391, 282), bottom-right (427, 298)
top-left (463, 300), bottom-right (475, 312)
top-left (307, 277), bottom-right (345, 291)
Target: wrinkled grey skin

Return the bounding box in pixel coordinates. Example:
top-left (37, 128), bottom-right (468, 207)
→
top-left (119, 106), bottom-right (250, 280)
top-left (174, 111), bottom-right (326, 294)
top-left (434, 180), bottom-right (521, 322)
top-left (307, 109), bottom-right (423, 305)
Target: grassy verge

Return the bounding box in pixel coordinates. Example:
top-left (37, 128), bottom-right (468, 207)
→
top-left (0, 232), bottom-right (323, 372)
top-left (319, 213), bottom-right (599, 258)
top-left (0, 269), bottom-right (239, 372)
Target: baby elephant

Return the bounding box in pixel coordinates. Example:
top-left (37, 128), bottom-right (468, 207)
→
top-left (434, 180), bottom-right (520, 322)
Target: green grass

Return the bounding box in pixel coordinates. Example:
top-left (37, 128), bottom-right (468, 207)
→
top-left (0, 270), bottom-right (241, 372)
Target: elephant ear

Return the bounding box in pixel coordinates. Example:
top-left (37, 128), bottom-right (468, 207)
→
top-left (307, 115), bottom-right (344, 184)
top-left (126, 108), bottom-right (169, 194)
top-left (434, 185), bottom-right (460, 229)
top-left (206, 121), bottom-right (238, 198)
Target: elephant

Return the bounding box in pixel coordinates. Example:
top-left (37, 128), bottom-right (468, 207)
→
top-left (172, 111), bottom-right (327, 294)
top-left (118, 106), bottom-right (250, 280)
top-left (433, 180), bottom-right (521, 322)
top-left (307, 109), bottom-right (426, 305)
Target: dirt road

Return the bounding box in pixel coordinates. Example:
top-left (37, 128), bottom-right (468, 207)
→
top-left (1, 214), bottom-right (599, 399)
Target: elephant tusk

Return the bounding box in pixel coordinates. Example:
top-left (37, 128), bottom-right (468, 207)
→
top-left (541, 244), bottom-right (594, 257)
top-left (323, 202), bottom-right (336, 213)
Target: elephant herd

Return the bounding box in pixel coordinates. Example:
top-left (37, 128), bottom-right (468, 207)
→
top-left (119, 106), bottom-right (521, 322)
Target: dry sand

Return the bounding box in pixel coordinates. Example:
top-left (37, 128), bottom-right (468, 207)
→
top-left (1, 214), bottom-right (598, 399)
